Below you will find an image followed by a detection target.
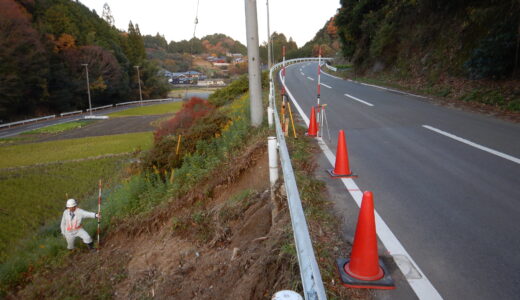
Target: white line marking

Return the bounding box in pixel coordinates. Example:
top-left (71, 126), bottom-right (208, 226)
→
top-left (281, 67), bottom-right (443, 300)
top-left (301, 72), bottom-right (304, 76)
top-left (320, 68), bottom-right (342, 79)
top-left (344, 93), bottom-right (374, 107)
top-left (307, 76), bottom-right (314, 81)
top-left (320, 68), bottom-right (427, 99)
top-left (422, 125), bottom-right (520, 165)
top-left (320, 83), bottom-right (332, 89)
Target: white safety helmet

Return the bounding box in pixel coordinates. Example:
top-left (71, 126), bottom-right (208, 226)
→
top-left (66, 199), bottom-right (77, 208)
top-left (271, 290), bottom-right (303, 300)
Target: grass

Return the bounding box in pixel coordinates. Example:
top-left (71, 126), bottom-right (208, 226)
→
top-left (0, 132), bottom-right (152, 168)
top-left (22, 120), bottom-right (94, 134)
top-left (107, 101), bottom-right (183, 117)
top-left (0, 136), bottom-right (35, 147)
top-left (0, 156), bottom-right (128, 262)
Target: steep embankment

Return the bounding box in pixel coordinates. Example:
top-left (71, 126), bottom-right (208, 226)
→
top-left (334, 0), bottom-right (520, 113)
top-left (3, 76), bottom-right (370, 299)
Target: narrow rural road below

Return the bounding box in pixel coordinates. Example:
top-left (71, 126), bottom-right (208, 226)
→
top-left (283, 62), bottom-right (520, 300)
top-left (0, 99), bottom-right (181, 139)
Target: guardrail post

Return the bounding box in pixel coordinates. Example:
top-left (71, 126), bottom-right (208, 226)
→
top-left (267, 107), bottom-right (273, 127)
top-left (268, 136), bottom-right (279, 191)
top-left (268, 136), bottom-right (280, 220)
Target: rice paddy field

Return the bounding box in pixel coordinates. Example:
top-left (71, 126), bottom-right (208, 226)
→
top-left (0, 102), bottom-right (181, 263)
top-left (107, 101), bottom-right (183, 117)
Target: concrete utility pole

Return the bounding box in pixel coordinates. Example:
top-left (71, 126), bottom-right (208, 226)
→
top-left (245, 0), bottom-right (263, 127)
top-left (135, 66), bottom-right (143, 106)
top-left (266, 0), bottom-right (272, 69)
top-left (81, 64), bottom-right (92, 116)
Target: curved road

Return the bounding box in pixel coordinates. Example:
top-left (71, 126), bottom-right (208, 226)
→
top-left (0, 100), bottom-right (181, 139)
top-left (283, 62), bottom-right (520, 299)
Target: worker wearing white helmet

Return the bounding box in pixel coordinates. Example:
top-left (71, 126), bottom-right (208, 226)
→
top-left (60, 198), bottom-right (100, 250)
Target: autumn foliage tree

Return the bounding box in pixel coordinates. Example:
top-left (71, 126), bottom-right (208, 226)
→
top-left (0, 0), bottom-right (168, 121)
top-left (0, 0), bottom-right (48, 120)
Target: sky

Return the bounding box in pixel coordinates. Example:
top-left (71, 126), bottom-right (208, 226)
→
top-left (79, 0), bottom-right (341, 47)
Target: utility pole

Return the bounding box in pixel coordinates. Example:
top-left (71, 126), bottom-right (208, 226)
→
top-left (245, 0), bottom-right (263, 127)
top-left (266, 0), bottom-right (272, 69)
top-left (135, 66), bottom-right (143, 106)
top-left (81, 64), bottom-right (92, 116)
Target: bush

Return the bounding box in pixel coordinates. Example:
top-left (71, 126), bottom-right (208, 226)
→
top-left (464, 21), bottom-right (517, 79)
top-left (153, 97), bottom-right (215, 142)
top-left (142, 110), bottom-right (230, 174)
top-left (208, 75), bottom-right (249, 107)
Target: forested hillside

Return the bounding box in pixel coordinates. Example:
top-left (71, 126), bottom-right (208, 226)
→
top-left (0, 0), bottom-right (168, 122)
top-left (258, 18), bottom-right (341, 64)
top-left (335, 0), bottom-right (520, 111)
top-left (285, 18), bottom-right (341, 59)
top-left (144, 33), bottom-right (247, 73)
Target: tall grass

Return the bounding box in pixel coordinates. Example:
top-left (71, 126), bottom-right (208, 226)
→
top-left (0, 157), bottom-right (128, 262)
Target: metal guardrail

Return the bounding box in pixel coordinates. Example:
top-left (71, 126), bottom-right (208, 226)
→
top-left (60, 110), bottom-right (83, 117)
top-left (269, 57), bottom-right (330, 300)
top-left (1, 98), bottom-right (181, 130)
top-left (115, 98), bottom-right (177, 106)
top-left (0, 115), bottom-right (56, 129)
top-left (86, 104), bottom-right (114, 112)
top-left (324, 63), bottom-right (337, 72)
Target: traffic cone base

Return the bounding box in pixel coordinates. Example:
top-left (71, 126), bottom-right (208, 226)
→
top-left (326, 168), bottom-right (358, 178)
top-left (336, 258), bottom-right (395, 290)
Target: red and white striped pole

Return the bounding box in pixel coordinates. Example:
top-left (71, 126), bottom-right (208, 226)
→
top-left (317, 46), bottom-right (322, 106)
top-left (281, 46), bottom-right (287, 132)
top-left (97, 179), bottom-right (101, 250)
top-left (282, 46), bottom-right (286, 83)
top-left (317, 47), bottom-right (323, 137)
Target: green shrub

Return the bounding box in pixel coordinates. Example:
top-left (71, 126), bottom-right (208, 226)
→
top-left (464, 21), bottom-right (518, 79)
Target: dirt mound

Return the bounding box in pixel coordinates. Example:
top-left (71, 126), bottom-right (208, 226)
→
top-left (11, 138), bottom-right (300, 299)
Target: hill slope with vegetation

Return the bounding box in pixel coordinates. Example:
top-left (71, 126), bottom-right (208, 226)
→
top-left (0, 0), bottom-right (168, 122)
top-left (334, 0), bottom-right (520, 112)
top-left (144, 33), bottom-right (247, 73)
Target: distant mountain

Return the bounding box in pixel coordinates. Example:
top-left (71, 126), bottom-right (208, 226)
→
top-left (143, 33), bottom-right (248, 75)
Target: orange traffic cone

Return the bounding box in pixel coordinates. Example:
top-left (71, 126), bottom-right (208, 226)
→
top-left (306, 106), bottom-right (318, 137)
top-left (327, 130), bottom-right (356, 178)
top-left (336, 191), bottom-right (395, 289)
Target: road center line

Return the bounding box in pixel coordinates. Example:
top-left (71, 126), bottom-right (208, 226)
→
top-left (307, 76), bottom-right (314, 81)
top-left (320, 83), bottom-right (332, 89)
top-left (422, 125), bottom-right (520, 164)
top-left (344, 93), bottom-right (374, 107)
top-left (281, 67), bottom-right (443, 300)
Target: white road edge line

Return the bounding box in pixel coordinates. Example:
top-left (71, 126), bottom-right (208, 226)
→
top-left (301, 72), bottom-right (305, 76)
top-left (344, 93), bottom-right (374, 107)
top-left (281, 67), bottom-right (443, 300)
top-left (321, 68), bottom-right (427, 99)
top-left (307, 76), bottom-right (314, 81)
top-left (320, 83), bottom-right (332, 89)
top-left (422, 125), bottom-right (520, 165)
top-left (320, 69), bottom-right (342, 79)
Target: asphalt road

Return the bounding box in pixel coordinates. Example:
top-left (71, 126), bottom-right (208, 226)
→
top-left (283, 62), bottom-right (520, 300)
top-left (0, 100), bottom-right (181, 139)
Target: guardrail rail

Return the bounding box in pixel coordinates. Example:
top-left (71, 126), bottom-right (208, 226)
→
top-left (268, 57), bottom-right (332, 300)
